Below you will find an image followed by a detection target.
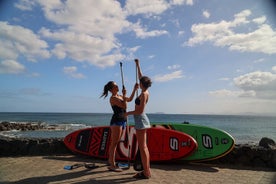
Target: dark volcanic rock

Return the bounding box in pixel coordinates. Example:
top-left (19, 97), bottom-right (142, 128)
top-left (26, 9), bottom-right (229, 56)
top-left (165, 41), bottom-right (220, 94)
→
top-left (0, 121), bottom-right (46, 131)
top-left (0, 136), bottom-right (70, 156)
top-left (259, 137), bottom-right (276, 149)
top-left (207, 140), bottom-right (276, 169)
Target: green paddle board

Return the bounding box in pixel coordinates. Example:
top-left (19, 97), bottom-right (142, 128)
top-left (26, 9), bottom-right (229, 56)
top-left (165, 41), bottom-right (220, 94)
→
top-left (152, 123), bottom-right (235, 161)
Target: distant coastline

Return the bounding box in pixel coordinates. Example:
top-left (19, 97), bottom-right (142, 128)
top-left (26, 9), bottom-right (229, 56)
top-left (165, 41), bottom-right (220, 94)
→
top-left (0, 111), bottom-right (276, 117)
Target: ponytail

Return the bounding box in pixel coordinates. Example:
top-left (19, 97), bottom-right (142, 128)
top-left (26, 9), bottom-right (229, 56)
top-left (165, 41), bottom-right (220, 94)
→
top-left (100, 81), bottom-right (115, 98)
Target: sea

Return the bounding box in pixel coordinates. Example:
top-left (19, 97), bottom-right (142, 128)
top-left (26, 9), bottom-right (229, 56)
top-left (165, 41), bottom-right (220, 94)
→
top-left (0, 112), bottom-right (275, 145)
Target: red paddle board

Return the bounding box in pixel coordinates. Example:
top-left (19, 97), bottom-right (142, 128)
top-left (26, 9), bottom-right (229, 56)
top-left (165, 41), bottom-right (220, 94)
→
top-left (64, 126), bottom-right (197, 162)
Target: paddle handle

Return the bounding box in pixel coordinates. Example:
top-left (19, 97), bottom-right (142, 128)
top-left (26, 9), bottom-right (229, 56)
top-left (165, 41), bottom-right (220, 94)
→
top-left (120, 62), bottom-right (125, 90)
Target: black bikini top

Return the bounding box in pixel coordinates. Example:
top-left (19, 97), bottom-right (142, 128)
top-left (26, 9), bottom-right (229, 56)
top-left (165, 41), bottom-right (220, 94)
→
top-left (135, 97), bottom-right (140, 105)
top-left (110, 105), bottom-right (126, 123)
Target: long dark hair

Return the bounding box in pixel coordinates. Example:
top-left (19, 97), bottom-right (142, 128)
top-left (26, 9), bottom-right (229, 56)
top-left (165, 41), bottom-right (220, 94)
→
top-left (100, 81), bottom-right (115, 98)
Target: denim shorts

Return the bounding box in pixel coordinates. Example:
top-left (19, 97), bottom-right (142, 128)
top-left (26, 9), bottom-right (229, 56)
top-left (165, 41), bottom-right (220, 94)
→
top-left (134, 114), bottom-right (151, 130)
top-left (110, 121), bottom-right (126, 129)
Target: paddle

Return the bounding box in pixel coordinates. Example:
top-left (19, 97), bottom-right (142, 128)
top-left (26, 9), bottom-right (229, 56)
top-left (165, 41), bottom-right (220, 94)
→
top-left (119, 62), bottom-right (131, 169)
top-left (119, 62), bottom-right (125, 90)
top-left (133, 59), bottom-right (143, 171)
top-left (135, 59), bottom-right (139, 97)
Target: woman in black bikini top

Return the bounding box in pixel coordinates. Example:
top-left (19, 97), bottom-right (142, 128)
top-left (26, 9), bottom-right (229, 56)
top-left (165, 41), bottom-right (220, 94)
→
top-left (101, 81), bottom-right (138, 172)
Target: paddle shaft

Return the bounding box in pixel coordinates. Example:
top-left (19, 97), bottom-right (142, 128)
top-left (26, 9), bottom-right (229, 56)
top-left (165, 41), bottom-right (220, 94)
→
top-left (135, 59), bottom-right (139, 97)
top-left (119, 62), bottom-right (130, 169)
top-left (119, 62), bottom-right (125, 90)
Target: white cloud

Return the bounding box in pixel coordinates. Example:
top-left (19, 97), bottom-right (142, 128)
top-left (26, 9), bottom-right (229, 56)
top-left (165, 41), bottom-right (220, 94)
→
top-left (178, 31), bottom-right (185, 36)
top-left (202, 10), bottom-right (210, 19)
top-left (125, 0), bottom-right (169, 16)
top-left (219, 77), bottom-right (230, 81)
top-left (185, 10), bottom-right (276, 54)
top-left (168, 64), bottom-right (181, 70)
top-left (35, 0), bottom-right (128, 67)
top-left (9, 0), bottom-right (192, 70)
top-left (211, 70), bottom-right (276, 100)
top-left (14, 0), bottom-right (174, 68)
top-left (148, 55), bottom-right (155, 59)
top-left (253, 16), bottom-right (266, 24)
top-left (234, 71), bottom-right (276, 91)
top-left (124, 46), bottom-right (141, 61)
top-left (29, 72), bottom-right (40, 77)
top-left (128, 46), bottom-right (141, 53)
top-left (209, 89), bottom-right (256, 98)
top-left (234, 71), bottom-right (276, 99)
top-left (63, 66), bottom-right (85, 79)
top-left (0, 60), bottom-right (25, 74)
top-left (171, 0), bottom-right (188, 6)
top-left (40, 1), bottom-right (128, 37)
top-left (185, 0), bottom-right (194, 5)
top-left (124, 0), bottom-right (193, 16)
top-left (14, 0), bottom-right (36, 11)
top-left (39, 27), bottom-right (124, 67)
top-left (272, 66), bottom-right (276, 73)
top-left (153, 70), bottom-right (184, 82)
top-left (253, 58), bottom-right (265, 63)
top-left (131, 21), bottom-right (168, 39)
top-left (0, 21), bottom-right (50, 62)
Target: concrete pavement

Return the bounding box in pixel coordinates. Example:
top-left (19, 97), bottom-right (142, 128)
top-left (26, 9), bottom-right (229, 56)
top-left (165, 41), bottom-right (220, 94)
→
top-left (0, 155), bottom-right (275, 184)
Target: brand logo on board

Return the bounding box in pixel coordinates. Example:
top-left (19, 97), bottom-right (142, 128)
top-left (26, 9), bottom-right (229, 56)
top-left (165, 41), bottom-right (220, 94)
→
top-left (170, 137), bottom-right (179, 151)
top-left (202, 134), bottom-right (213, 149)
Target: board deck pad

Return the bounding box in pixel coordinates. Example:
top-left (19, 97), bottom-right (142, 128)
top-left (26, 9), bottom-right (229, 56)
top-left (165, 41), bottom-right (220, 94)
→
top-left (152, 123), bottom-right (235, 161)
top-left (64, 126), bottom-right (198, 162)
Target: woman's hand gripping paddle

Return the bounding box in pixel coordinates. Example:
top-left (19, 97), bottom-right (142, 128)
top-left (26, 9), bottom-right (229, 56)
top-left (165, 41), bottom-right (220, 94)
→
top-left (119, 62), bottom-right (131, 170)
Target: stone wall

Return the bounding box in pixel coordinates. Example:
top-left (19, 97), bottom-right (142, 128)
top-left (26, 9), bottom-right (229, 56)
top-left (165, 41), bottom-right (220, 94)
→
top-left (0, 136), bottom-right (275, 169)
top-left (0, 136), bottom-right (69, 156)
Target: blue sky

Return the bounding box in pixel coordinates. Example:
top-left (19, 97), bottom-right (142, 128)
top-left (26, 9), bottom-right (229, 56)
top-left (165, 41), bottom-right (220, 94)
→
top-left (0, 0), bottom-right (276, 115)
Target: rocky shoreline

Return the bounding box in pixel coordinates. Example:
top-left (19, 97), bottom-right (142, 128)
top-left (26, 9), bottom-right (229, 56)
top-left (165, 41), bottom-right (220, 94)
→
top-left (0, 121), bottom-right (59, 131)
top-left (0, 122), bottom-right (275, 169)
top-left (0, 121), bottom-right (44, 131)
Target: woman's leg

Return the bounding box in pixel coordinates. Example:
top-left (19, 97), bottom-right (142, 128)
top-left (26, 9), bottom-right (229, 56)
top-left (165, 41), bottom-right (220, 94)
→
top-left (136, 129), bottom-right (151, 177)
top-left (108, 125), bottom-right (123, 167)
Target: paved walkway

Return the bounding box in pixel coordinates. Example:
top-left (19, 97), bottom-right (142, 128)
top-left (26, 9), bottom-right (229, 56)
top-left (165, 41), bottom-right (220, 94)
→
top-left (0, 155), bottom-right (275, 184)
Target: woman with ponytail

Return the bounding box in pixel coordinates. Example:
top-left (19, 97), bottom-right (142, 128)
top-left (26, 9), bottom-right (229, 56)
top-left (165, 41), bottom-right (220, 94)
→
top-left (101, 81), bottom-right (138, 172)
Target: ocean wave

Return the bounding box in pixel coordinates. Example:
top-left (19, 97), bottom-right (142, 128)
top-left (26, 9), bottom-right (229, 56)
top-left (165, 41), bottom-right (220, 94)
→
top-left (0, 122), bottom-right (91, 138)
top-left (45, 123), bottom-right (91, 131)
